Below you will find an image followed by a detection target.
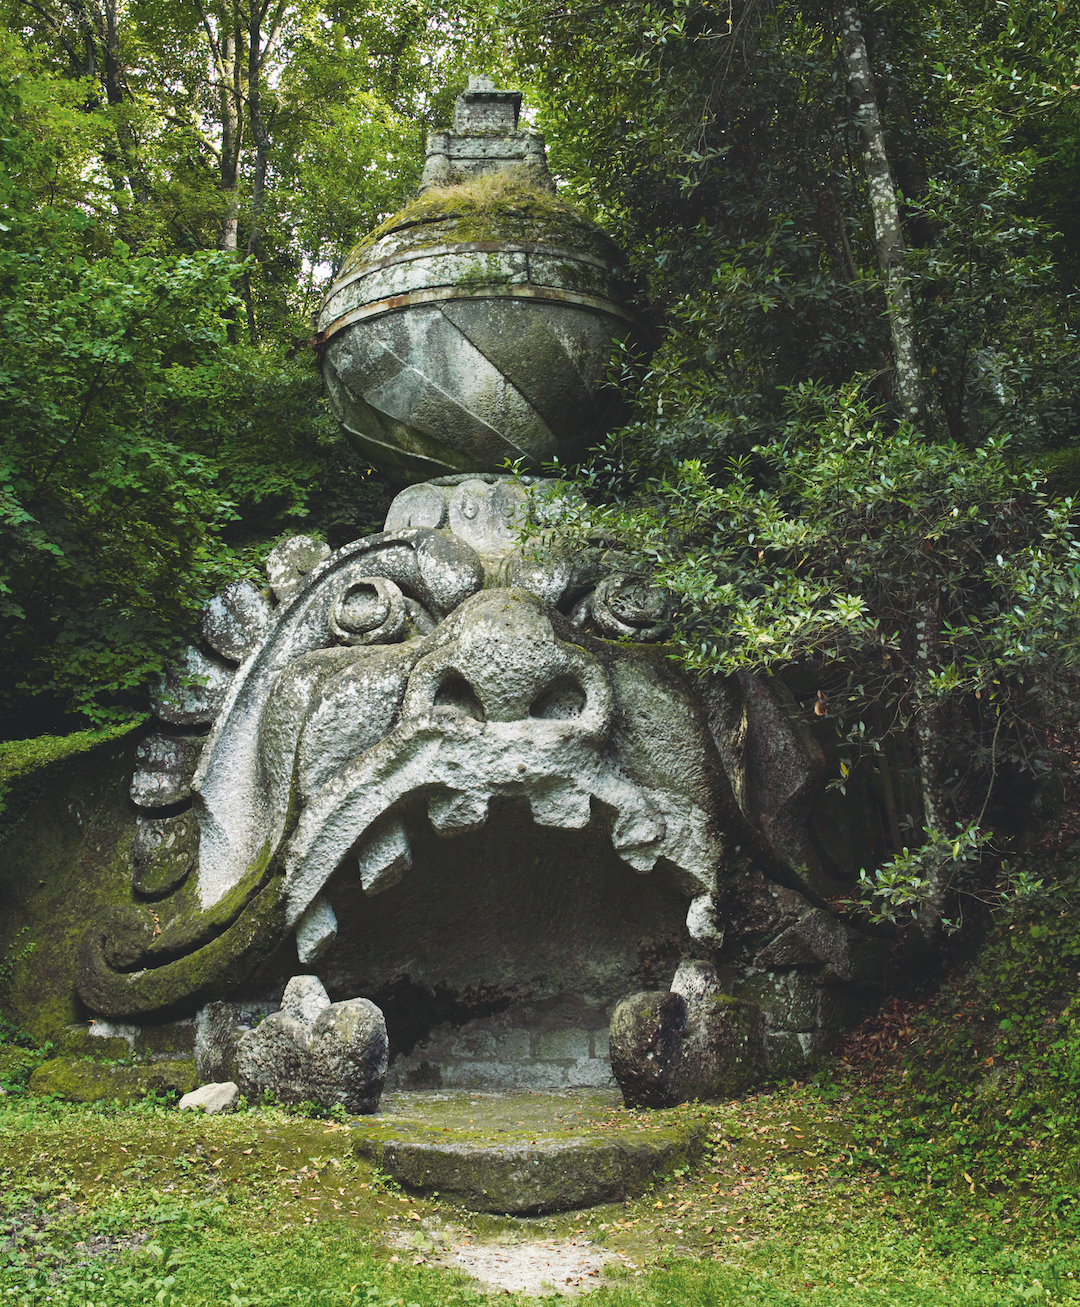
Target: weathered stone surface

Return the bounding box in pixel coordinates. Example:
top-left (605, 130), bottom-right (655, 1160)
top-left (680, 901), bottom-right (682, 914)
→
top-left (383, 483), bottom-right (448, 532)
top-left (755, 908), bottom-right (858, 980)
top-left (266, 536), bottom-right (332, 604)
top-left (609, 991), bottom-right (688, 1109)
top-left (195, 1001), bottom-right (243, 1084)
top-left (671, 961), bottom-right (766, 1100)
top-left (179, 1080), bottom-right (239, 1113)
top-left (149, 643), bottom-right (235, 726)
top-left (611, 965), bottom-right (765, 1107)
top-left (132, 810), bottom-right (199, 897)
top-left (446, 479), bottom-right (526, 558)
top-left (28, 1057), bottom-right (198, 1103)
top-left (351, 1090), bottom-right (705, 1213)
top-left (237, 976), bottom-right (387, 1113)
top-left (201, 579), bottom-right (272, 663)
top-left (129, 734), bottom-right (204, 808)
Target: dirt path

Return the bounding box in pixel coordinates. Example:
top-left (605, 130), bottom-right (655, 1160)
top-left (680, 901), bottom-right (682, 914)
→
top-left (392, 1220), bottom-right (638, 1296)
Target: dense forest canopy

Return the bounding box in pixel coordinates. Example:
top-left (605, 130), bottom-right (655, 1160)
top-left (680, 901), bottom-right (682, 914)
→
top-left (4, 0), bottom-right (1080, 946)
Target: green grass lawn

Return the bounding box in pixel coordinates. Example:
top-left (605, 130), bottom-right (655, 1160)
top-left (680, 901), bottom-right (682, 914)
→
top-left (2, 1083), bottom-right (1076, 1306)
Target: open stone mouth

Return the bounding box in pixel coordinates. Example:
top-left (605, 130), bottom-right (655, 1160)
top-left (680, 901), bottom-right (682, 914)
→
top-left (77, 532), bottom-right (724, 1022)
top-left (285, 711), bottom-right (721, 956)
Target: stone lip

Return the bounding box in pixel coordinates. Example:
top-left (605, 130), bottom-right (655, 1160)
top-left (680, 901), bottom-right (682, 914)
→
top-left (351, 1089), bottom-right (705, 1214)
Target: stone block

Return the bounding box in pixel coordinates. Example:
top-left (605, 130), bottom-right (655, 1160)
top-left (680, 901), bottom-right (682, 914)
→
top-left (129, 734), bottom-right (204, 809)
top-left (734, 971), bottom-right (819, 1032)
top-left (352, 1089), bottom-right (705, 1214)
top-left (179, 1081), bottom-right (239, 1114)
top-left (28, 1057), bottom-right (198, 1103)
top-left (763, 1031), bottom-right (808, 1076)
top-left (534, 1029), bottom-right (591, 1062)
top-left (754, 908), bottom-right (852, 979)
top-left (238, 975), bottom-right (387, 1114)
top-left (609, 991), bottom-right (688, 1108)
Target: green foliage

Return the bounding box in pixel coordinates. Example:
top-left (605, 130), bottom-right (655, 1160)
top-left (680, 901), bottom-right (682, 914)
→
top-left (850, 823), bottom-right (991, 929)
top-left (535, 382), bottom-right (1080, 932)
top-left (843, 860), bottom-right (1080, 1238)
top-left (494, 0), bottom-right (1080, 454)
top-left (0, 225), bottom-right (247, 722)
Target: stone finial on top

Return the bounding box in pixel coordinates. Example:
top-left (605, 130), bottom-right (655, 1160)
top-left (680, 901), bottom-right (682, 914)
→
top-left (420, 73), bottom-right (553, 194)
top-left (453, 74), bottom-right (523, 133)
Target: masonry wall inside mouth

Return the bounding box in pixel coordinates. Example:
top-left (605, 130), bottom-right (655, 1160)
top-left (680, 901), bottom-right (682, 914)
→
top-left (314, 795), bottom-right (692, 1090)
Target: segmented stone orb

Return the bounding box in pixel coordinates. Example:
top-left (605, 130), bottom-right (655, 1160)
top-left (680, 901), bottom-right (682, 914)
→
top-left (315, 193), bottom-right (650, 483)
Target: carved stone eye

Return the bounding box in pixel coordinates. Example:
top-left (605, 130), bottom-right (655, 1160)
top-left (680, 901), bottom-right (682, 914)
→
top-left (576, 573), bottom-right (672, 643)
top-left (330, 577), bottom-right (409, 645)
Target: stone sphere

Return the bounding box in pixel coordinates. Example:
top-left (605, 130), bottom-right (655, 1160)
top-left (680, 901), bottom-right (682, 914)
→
top-left (315, 187), bottom-right (650, 483)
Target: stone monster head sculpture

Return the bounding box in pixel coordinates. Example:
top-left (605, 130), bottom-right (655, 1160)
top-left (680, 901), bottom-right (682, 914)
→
top-left (76, 477), bottom-right (729, 1024)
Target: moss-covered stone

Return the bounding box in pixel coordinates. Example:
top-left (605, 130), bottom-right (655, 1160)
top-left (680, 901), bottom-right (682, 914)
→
top-left (0, 736), bottom-right (144, 1042)
top-left (75, 868), bottom-right (288, 1021)
top-left (351, 1090), bottom-right (704, 1213)
top-left (28, 1055), bottom-right (198, 1103)
top-left (337, 173), bottom-right (620, 275)
top-left (52, 1027), bottom-right (131, 1060)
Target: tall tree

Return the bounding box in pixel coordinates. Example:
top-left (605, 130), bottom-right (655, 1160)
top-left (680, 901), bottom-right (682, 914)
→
top-left (838, 2), bottom-right (922, 423)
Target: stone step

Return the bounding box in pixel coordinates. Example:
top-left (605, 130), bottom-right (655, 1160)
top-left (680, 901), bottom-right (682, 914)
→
top-left (351, 1088), bottom-right (705, 1215)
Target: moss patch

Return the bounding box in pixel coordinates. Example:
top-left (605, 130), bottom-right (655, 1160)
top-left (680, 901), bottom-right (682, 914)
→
top-left (0, 721), bottom-right (144, 819)
top-left (28, 1056), bottom-right (198, 1103)
top-left (338, 170), bottom-right (622, 277)
top-left (0, 735), bottom-right (145, 1041)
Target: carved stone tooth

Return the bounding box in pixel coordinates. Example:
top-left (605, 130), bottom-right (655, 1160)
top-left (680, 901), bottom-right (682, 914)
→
top-left (525, 781), bottom-right (592, 829)
top-left (685, 895), bottom-right (725, 949)
top-left (295, 894), bottom-right (339, 964)
top-left (356, 816), bottom-right (412, 894)
top-left (611, 803), bottom-right (666, 873)
top-left (427, 790), bottom-right (489, 836)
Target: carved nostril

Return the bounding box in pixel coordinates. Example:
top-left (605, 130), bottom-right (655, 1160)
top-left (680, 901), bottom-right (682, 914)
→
top-left (529, 675), bottom-right (586, 720)
top-left (434, 673), bottom-right (486, 722)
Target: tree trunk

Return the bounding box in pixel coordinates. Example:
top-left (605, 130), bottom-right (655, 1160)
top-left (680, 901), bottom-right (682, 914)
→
top-left (243, 1), bottom-right (285, 339)
top-left (838, 2), bottom-right (923, 424)
top-left (911, 598), bottom-right (953, 944)
top-left (200, 5), bottom-right (243, 254)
